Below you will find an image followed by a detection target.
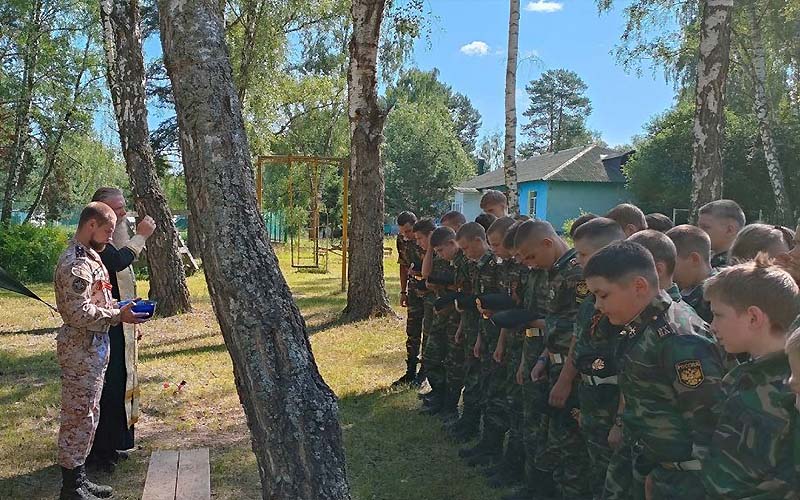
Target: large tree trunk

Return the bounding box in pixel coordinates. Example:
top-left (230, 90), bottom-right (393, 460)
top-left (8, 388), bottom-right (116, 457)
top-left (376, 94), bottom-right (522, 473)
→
top-left (343, 0), bottom-right (393, 321)
top-left (503, 0), bottom-right (520, 216)
top-left (689, 0), bottom-right (734, 219)
top-left (747, 3), bottom-right (793, 223)
top-left (157, 1), bottom-right (351, 498)
top-left (99, 0), bottom-right (191, 316)
top-left (1, 0), bottom-right (42, 225)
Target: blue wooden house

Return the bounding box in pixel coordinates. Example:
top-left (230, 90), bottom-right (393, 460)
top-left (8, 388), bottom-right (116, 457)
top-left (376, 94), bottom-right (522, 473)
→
top-left (453, 144), bottom-right (633, 231)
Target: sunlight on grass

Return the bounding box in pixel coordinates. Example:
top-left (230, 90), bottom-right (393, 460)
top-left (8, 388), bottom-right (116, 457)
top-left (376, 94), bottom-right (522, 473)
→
top-left (0, 241), bottom-right (501, 499)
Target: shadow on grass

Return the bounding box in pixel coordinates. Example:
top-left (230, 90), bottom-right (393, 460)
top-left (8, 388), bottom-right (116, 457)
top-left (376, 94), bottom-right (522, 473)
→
top-left (0, 463), bottom-right (62, 500)
top-left (139, 341), bottom-right (228, 362)
top-left (0, 327), bottom-right (57, 337)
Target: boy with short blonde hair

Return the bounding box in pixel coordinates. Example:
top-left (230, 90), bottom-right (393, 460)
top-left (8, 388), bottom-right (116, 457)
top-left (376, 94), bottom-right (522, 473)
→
top-left (702, 258), bottom-right (800, 498)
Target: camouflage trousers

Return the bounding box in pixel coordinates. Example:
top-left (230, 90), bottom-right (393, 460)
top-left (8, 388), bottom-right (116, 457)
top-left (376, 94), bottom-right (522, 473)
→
top-left (630, 446), bottom-right (705, 500)
top-left (604, 441), bottom-right (634, 500)
top-left (57, 327), bottom-right (110, 469)
top-left (422, 306), bottom-right (451, 397)
top-left (579, 384), bottom-right (620, 499)
top-left (535, 363), bottom-right (592, 499)
top-left (521, 336), bottom-right (548, 488)
top-left (478, 324), bottom-right (507, 452)
top-left (418, 300), bottom-right (435, 375)
top-left (460, 313), bottom-right (482, 428)
top-left (444, 314), bottom-right (465, 408)
top-left (404, 293), bottom-right (424, 364)
top-left (503, 331), bottom-right (525, 463)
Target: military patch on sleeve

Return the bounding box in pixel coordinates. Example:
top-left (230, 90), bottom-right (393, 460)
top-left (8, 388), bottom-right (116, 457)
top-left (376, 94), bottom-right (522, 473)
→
top-left (675, 360), bottom-right (705, 388)
top-left (71, 277), bottom-right (88, 293)
top-left (576, 280), bottom-right (589, 298)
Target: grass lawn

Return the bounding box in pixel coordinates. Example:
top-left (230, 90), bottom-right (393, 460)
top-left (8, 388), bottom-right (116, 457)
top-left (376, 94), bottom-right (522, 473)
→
top-left (0, 245), bottom-right (506, 499)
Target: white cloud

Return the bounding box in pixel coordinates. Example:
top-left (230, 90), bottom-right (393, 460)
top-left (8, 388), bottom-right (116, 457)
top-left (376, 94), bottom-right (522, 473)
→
top-left (525, 1), bottom-right (563, 13)
top-left (460, 41), bottom-right (490, 56)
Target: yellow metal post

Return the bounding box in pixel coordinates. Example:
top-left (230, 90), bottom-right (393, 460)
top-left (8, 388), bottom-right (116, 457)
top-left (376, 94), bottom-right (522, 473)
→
top-left (341, 159), bottom-right (349, 292)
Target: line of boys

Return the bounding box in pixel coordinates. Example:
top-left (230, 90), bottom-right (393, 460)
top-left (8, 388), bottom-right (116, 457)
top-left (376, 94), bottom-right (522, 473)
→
top-left (394, 194), bottom-right (800, 499)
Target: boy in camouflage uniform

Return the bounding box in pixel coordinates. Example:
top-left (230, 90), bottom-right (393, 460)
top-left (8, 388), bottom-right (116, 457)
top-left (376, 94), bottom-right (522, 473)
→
top-left (55, 202), bottom-right (148, 500)
top-left (584, 241), bottom-right (724, 500)
top-left (412, 219), bottom-right (439, 397)
top-left (515, 220), bottom-right (592, 499)
top-left (394, 211), bottom-right (425, 386)
top-left (702, 260), bottom-right (800, 498)
top-left (454, 222), bottom-right (506, 465)
top-left (696, 199), bottom-right (745, 269)
top-left (666, 225), bottom-right (716, 322)
top-left (570, 218), bottom-right (627, 500)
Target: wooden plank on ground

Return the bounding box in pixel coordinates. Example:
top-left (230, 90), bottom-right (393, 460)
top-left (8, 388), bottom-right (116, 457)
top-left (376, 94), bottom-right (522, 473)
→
top-left (176, 448), bottom-right (211, 500)
top-left (142, 450), bottom-right (179, 500)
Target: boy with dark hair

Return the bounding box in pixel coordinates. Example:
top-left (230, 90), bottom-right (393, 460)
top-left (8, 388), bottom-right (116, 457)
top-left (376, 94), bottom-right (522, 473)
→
top-left (584, 241), bottom-right (724, 500)
top-left (697, 199), bottom-right (746, 268)
top-left (702, 259), bottom-right (800, 498)
top-left (645, 213), bottom-right (674, 233)
top-left (455, 222), bottom-right (507, 467)
top-left (628, 230), bottom-right (681, 302)
top-left (605, 203), bottom-right (647, 237)
top-left (441, 210), bottom-right (467, 231)
top-left (394, 211), bottom-right (424, 386)
top-left (480, 189), bottom-right (509, 218)
top-left (569, 217), bottom-right (627, 499)
top-left (569, 213), bottom-right (598, 238)
top-left (515, 220), bottom-right (592, 499)
top-left (475, 212), bottom-right (498, 232)
top-left (413, 218), bottom-right (439, 393)
top-left (666, 225), bottom-right (715, 322)
top-left (483, 217), bottom-right (527, 486)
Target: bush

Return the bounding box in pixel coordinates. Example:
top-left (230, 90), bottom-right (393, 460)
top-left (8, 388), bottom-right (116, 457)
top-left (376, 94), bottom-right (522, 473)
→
top-left (0, 224), bottom-right (70, 283)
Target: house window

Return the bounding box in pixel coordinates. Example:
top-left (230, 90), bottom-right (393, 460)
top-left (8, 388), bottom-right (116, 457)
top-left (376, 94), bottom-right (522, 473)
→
top-left (528, 191), bottom-right (537, 217)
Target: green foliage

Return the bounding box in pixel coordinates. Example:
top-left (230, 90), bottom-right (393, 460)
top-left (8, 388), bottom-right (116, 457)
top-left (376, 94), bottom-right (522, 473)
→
top-left (384, 100), bottom-right (476, 217)
top-left (520, 69), bottom-right (595, 156)
top-left (625, 95), bottom-right (795, 220)
top-left (477, 130), bottom-right (503, 173)
top-left (0, 224), bottom-right (69, 283)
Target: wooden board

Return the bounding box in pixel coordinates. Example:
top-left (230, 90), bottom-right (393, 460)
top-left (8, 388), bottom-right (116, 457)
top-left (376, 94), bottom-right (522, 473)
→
top-left (176, 448), bottom-right (211, 500)
top-left (141, 450), bottom-right (179, 500)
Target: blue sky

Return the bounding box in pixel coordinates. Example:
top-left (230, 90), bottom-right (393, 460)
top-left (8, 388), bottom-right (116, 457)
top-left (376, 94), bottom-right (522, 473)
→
top-left (104, 0), bottom-right (678, 150)
top-left (411, 0), bottom-right (678, 147)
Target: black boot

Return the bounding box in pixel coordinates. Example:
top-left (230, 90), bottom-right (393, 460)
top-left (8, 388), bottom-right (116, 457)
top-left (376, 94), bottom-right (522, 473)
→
top-left (60, 467), bottom-right (100, 500)
top-left (391, 360), bottom-right (417, 387)
top-left (77, 464), bottom-right (113, 498)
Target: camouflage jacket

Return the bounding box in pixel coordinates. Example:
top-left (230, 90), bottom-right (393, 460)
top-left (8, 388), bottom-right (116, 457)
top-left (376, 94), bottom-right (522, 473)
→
top-left (452, 250), bottom-right (480, 334)
top-left (496, 258), bottom-right (525, 304)
top-left (680, 270), bottom-right (718, 323)
top-left (521, 268), bottom-right (549, 370)
top-left (538, 248), bottom-right (589, 356)
top-left (574, 295), bottom-right (623, 428)
top-left (472, 251), bottom-right (502, 338)
top-left (702, 352), bottom-right (797, 499)
top-left (616, 291), bottom-right (724, 463)
top-left (665, 283), bottom-right (682, 303)
top-left (54, 239), bottom-right (121, 338)
top-left (396, 234), bottom-right (423, 271)
top-left (711, 251), bottom-right (729, 269)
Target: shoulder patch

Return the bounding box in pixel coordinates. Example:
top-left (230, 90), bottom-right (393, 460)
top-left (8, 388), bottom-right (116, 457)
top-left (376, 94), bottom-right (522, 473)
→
top-left (74, 245), bottom-right (86, 258)
top-left (651, 313), bottom-right (674, 338)
top-left (675, 360), bottom-right (705, 388)
top-left (576, 280), bottom-right (589, 298)
top-left (71, 277), bottom-right (88, 293)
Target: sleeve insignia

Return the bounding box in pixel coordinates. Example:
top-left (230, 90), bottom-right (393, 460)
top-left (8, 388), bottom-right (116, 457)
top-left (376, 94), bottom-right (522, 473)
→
top-left (676, 360), bottom-right (705, 388)
top-left (570, 408), bottom-right (581, 422)
top-left (591, 358), bottom-right (606, 372)
top-left (71, 277), bottom-right (88, 293)
top-left (576, 280), bottom-right (589, 298)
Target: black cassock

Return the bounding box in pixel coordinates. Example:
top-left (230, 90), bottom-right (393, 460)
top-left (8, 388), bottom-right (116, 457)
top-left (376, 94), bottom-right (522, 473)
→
top-left (89, 243), bottom-right (137, 462)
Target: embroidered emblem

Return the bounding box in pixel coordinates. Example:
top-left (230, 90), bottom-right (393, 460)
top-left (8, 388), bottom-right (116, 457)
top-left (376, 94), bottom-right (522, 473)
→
top-left (676, 360), bottom-right (705, 388)
top-left (576, 280), bottom-right (589, 298)
top-left (591, 358), bottom-right (605, 371)
top-left (570, 408), bottom-right (581, 422)
top-left (72, 278), bottom-right (88, 293)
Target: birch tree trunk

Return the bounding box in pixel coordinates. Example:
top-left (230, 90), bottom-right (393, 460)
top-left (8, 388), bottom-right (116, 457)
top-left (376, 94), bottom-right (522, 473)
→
top-left (99, 0), bottom-right (191, 316)
top-left (1, 0), bottom-right (42, 225)
top-left (689, 0), bottom-right (734, 218)
top-left (343, 0), bottom-right (393, 321)
top-left (747, 2), bottom-right (792, 223)
top-left (504, 0), bottom-right (521, 216)
top-left (157, 1), bottom-right (351, 498)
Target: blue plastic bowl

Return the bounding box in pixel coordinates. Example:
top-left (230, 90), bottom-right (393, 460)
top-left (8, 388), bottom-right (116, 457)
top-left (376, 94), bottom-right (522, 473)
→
top-left (132, 300), bottom-right (157, 318)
